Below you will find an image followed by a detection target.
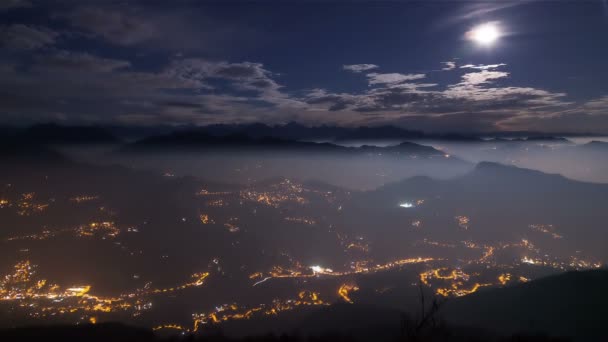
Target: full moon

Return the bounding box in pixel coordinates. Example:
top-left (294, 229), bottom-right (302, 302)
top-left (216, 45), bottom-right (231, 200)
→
top-left (468, 22), bottom-right (501, 46)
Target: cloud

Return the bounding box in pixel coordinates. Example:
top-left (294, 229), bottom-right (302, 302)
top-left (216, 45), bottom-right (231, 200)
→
top-left (498, 96), bottom-right (608, 133)
top-left (0, 24), bottom-right (58, 50)
top-left (343, 64), bottom-right (379, 73)
top-left (460, 63), bottom-right (506, 70)
top-left (54, 4), bottom-right (259, 54)
top-left (300, 62), bottom-right (569, 130)
top-left (163, 59), bottom-right (309, 110)
top-left (441, 61), bottom-right (456, 71)
top-left (61, 7), bottom-right (156, 45)
top-left (0, 52), bottom-right (304, 126)
top-left (304, 88), bottom-right (368, 112)
top-left (580, 95), bottom-right (608, 115)
top-left (366, 72), bottom-right (426, 86)
top-left (459, 70), bottom-right (509, 86)
top-left (0, 0), bottom-right (31, 11)
top-left (164, 59), bottom-right (286, 99)
top-left (436, 2), bottom-right (528, 29)
top-left (32, 51), bottom-right (131, 73)
top-left (0, 44), bottom-right (584, 131)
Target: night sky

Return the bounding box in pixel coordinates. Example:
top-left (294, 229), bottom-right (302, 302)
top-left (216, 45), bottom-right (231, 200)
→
top-left (1, 0), bottom-right (608, 133)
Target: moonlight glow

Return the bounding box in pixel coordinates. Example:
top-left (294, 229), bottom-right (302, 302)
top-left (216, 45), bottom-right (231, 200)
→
top-left (468, 22), bottom-right (501, 46)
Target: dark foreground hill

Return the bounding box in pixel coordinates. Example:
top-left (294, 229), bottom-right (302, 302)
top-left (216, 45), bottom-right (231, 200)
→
top-left (0, 322), bottom-right (573, 342)
top-left (442, 270), bottom-right (608, 342)
top-left (219, 270), bottom-right (607, 342)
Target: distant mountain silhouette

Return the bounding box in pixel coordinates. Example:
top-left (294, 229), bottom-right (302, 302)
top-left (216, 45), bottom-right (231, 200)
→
top-left (442, 269), bottom-right (608, 341)
top-left (362, 161), bottom-right (589, 201)
top-left (123, 130), bottom-right (447, 157)
top-left (0, 123), bottom-right (119, 145)
top-left (333, 125), bottom-right (426, 141)
top-left (0, 141), bottom-right (68, 164)
top-left (19, 123), bottom-right (119, 144)
top-left (3, 122), bottom-right (581, 143)
top-left (351, 161), bottom-right (608, 258)
top-left (196, 122), bottom-right (427, 141)
top-left (579, 140), bottom-right (608, 151)
top-left (185, 122), bottom-right (580, 142)
top-left (524, 136), bottom-right (570, 142)
top-left (485, 136), bottom-right (571, 144)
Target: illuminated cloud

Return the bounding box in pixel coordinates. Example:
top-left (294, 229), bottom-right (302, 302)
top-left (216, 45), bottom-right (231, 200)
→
top-left (441, 61), bottom-right (456, 71)
top-left (459, 70), bottom-right (509, 86)
top-left (343, 64), bottom-right (379, 73)
top-left (366, 72), bottom-right (426, 86)
top-left (460, 63), bottom-right (506, 70)
top-left (580, 95), bottom-right (608, 115)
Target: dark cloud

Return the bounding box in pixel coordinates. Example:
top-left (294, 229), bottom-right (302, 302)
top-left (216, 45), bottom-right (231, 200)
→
top-left (164, 59), bottom-right (291, 106)
top-left (215, 63), bottom-right (267, 79)
top-left (161, 101), bottom-right (203, 109)
top-left (32, 50), bottom-right (131, 72)
top-left (441, 61), bottom-right (456, 71)
top-left (51, 3), bottom-right (261, 55)
top-left (60, 7), bottom-right (156, 46)
top-left (0, 24), bottom-right (58, 50)
top-left (0, 0), bottom-right (31, 11)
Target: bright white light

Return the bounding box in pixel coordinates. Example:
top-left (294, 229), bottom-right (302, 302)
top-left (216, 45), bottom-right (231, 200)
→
top-left (310, 265), bottom-right (323, 273)
top-left (399, 202), bottom-right (414, 208)
top-left (467, 22), bottom-right (501, 46)
top-left (310, 265), bottom-right (332, 274)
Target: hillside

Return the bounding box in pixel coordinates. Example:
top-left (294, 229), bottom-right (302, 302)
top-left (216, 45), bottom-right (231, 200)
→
top-left (442, 270), bottom-right (608, 341)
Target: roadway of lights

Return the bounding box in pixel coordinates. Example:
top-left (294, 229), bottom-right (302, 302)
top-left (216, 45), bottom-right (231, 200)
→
top-left (454, 215), bottom-right (470, 230)
top-left (529, 224), bottom-right (563, 239)
top-left (247, 231), bottom-right (603, 294)
top-left (2, 209), bottom-right (602, 329)
top-left (6, 221), bottom-right (122, 241)
top-left (284, 217), bottom-right (317, 225)
top-left (415, 236), bottom-right (603, 298)
top-left (249, 257), bottom-right (439, 285)
top-left (69, 195), bottom-right (100, 203)
top-left (16, 192), bottom-right (49, 216)
top-left (419, 267), bottom-right (493, 297)
top-left (0, 260), bottom-right (210, 321)
top-left (337, 284), bottom-right (359, 303)
top-left (1, 192), bottom-right (101, 216)
top-left (237, 179), bottom-right (339, 208)
top-left (152, 290), bottom-right (331, 334)
top-left (2, 240), bottom-right (602, 332)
